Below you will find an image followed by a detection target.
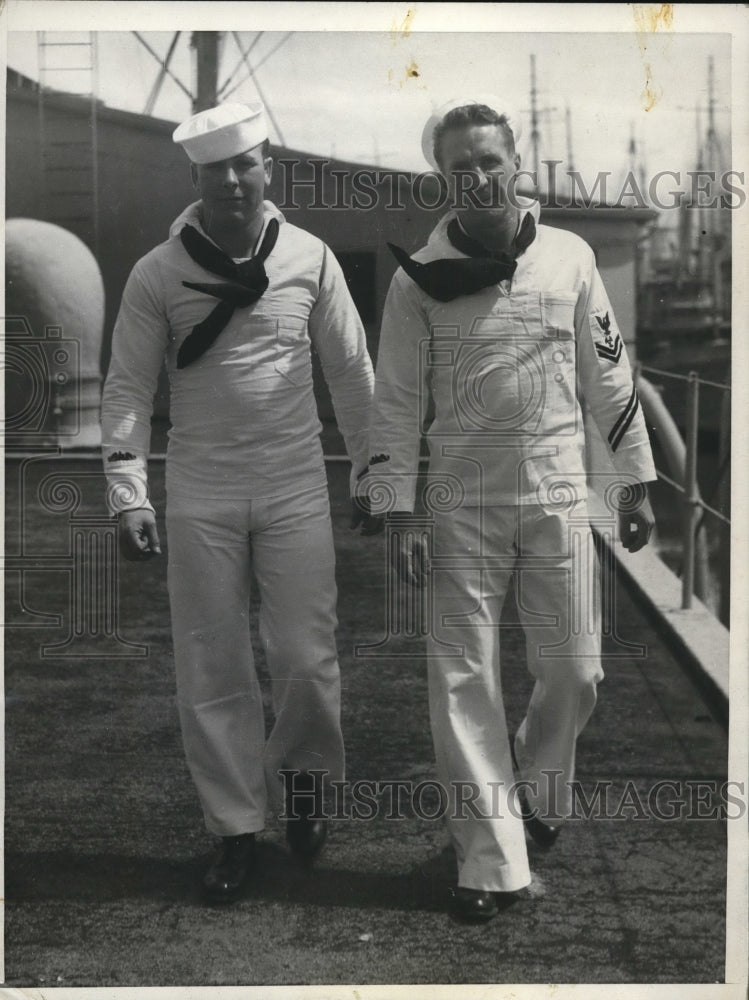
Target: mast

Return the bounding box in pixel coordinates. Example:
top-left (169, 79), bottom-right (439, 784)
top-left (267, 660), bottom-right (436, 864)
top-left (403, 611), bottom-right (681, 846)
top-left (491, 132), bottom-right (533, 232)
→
top-left (706, 55), bottom-right (724, 333)
top-left (628, 122), bottom-right (636, 177)
top-left (192, 32), bottom-right (222, 112)
top-left (565, 103), bottom-right (574, 173)
top-left (529, 54), bottom-right (540, 188)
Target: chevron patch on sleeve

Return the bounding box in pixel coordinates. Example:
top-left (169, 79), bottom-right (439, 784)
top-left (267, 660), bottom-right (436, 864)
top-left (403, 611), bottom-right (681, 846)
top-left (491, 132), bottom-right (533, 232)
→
top-left (608, 385), bottom-right (640, 452)
top-left (593, 310), bottom-right (623, 363)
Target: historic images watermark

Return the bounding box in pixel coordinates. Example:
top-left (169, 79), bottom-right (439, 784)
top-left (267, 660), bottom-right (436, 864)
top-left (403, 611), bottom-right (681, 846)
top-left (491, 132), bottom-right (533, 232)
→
top-left (281, 769), bottom-right (747, 823)
top-left (356, 313), bottom-right (649, 661)
top-left (275, 158), bottom-right (746, 212)
top-left (3, 316), bottom-right (147, 658)
top-left (4, 317), bottom-right (82, 445)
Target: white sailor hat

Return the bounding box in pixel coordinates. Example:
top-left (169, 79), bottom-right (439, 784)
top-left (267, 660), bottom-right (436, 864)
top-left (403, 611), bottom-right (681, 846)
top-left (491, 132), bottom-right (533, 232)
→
top-left (421, 95), bottom-right (522, 171)
top-left (173, 101), bottom-right (268, 164)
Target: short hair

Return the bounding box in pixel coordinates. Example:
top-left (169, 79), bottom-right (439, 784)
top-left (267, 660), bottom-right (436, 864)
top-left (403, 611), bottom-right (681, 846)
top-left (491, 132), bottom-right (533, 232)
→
top-left (432, 104), bottom-right (515, 169)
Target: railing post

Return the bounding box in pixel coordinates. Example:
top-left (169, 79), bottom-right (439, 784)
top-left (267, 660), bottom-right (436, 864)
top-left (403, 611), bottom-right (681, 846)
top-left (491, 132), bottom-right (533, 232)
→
top-left (682, 372), bottom-right (700, 609)
top-left (718, 384), bottom-right (731, 627)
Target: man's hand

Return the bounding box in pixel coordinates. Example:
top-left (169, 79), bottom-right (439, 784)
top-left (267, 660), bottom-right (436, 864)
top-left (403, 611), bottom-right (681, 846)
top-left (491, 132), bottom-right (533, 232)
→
top-left (350, 495), bottom-right (385, 536)
top-left (118, 508), bottom-right (162, 561)
top-left (617, 484), bottom-right (655, 554)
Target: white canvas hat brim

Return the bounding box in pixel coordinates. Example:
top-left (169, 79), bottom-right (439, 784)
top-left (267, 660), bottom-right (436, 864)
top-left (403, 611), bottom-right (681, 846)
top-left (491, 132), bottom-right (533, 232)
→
top-left (173, 102), bottom-right (268, 164)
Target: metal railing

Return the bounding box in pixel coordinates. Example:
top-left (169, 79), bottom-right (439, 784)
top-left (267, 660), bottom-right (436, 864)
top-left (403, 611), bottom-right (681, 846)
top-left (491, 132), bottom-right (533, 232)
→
top-left (637, 364), bottom-right (731, 612)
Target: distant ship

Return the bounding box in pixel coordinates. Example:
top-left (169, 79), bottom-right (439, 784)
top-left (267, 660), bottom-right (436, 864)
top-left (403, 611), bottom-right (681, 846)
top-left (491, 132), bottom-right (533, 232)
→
top-left (635, 56), bottom-right (730, 433)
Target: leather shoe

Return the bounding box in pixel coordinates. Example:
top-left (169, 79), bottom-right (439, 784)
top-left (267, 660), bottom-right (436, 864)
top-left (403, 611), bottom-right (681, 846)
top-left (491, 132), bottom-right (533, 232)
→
top-left (511, 738), bottom-right (561, 849)
top-left (285, 771), bottom-right (328, 862)
top-left (449, 887), bottom-right (499, 922)
top-left (287, 815), bottom-right (328, 861)
top-left (203, 833), bottom-right (256, 903)
top-left (517, 789), bottom-right (561, 848)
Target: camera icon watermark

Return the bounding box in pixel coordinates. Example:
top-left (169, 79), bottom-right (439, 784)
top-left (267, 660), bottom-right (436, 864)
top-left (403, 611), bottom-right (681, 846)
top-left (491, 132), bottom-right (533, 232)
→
top-left (3, 459), bottom-right (148, 659)
top-left (419, 318), bottom-right (580, 437)
top-left (3, 317), bottom-right (82, 448)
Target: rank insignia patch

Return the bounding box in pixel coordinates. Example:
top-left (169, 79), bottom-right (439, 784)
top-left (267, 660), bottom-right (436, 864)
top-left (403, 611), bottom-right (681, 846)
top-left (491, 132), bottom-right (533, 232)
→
top-left (593, 311), bottom-right (622, 363)
top-left (608, 385), bottom-right (640, 452)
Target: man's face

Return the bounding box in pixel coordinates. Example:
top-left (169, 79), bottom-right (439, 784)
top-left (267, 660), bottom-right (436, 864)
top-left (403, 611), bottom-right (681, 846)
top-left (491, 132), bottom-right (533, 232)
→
top-left (191, 144), bottom-right (272, 229)
top-left (438, 123), bottom-right (521, 221)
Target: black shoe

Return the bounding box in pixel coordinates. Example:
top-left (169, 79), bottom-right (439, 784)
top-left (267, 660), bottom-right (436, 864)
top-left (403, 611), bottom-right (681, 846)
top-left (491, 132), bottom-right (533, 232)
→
top-left (517, 790), bottom-right (561, 848)
top-left (511, 738), bottom-right (561, 849)
top-left (449, 887), bottom-right (499, 923)
top-left (287, 815), bottom-right (328, 861)
top-left (202, 833), bottom-right (256, 903)
top-left (285, 771), bottom-right (328, 862)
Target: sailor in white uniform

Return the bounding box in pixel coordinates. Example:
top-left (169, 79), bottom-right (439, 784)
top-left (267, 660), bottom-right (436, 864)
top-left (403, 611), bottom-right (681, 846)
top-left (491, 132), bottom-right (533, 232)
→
top-left (102, 102), bottom-right (375, 902)
top-left (366, 97), bottom-right (657, 921)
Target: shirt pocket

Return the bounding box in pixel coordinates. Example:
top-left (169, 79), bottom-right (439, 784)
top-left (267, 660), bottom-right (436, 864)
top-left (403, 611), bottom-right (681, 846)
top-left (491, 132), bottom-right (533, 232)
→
top-left (539, 293), bottom-right (579, 424)
top-left (540, 293), bottom-right (577, 341)
top-left (274, 318), bottom-right (311, 386)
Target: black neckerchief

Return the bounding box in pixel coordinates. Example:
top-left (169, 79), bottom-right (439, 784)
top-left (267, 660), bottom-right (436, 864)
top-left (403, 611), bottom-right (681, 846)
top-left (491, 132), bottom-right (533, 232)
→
top-left (387, 211), bottom-right (536, 302)
top-left (177, 216), bottom-right (280, 369)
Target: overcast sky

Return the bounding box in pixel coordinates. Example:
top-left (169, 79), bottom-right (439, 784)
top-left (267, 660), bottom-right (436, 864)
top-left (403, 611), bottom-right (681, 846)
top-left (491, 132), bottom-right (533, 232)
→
top-left (6, 2), bottom-right (740, 197)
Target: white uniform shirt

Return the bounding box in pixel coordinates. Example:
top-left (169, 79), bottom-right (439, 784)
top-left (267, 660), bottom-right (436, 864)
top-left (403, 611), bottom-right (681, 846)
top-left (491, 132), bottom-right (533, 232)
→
top-left (369, 200), bottom-right (656, 511)
top-left (102, 201), bottom-right (374, 514)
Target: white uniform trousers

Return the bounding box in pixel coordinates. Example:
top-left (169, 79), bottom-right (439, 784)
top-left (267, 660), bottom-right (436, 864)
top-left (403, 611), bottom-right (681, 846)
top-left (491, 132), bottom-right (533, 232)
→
top-left (165, 483), bottom-right (344, 837)
top-left (427, 500), bottom-right (604, 892)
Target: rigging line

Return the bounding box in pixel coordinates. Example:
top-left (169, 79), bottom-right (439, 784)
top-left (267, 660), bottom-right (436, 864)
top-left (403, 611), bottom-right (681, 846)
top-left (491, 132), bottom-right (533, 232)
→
top-left (143, 31), bottom-right (181, 116)
top-left (217, 31), bottom-right (264, 97)
top-left (219, 72), bottom-right (254, 103)
top-left (226, 30), bottom-right (285, 145)
top-left (220, 32), bottom-right (293, 103)
top-left (133, 31), bottom-right (192, 101)
top-left (251, 32), bottom-right (294, 74)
